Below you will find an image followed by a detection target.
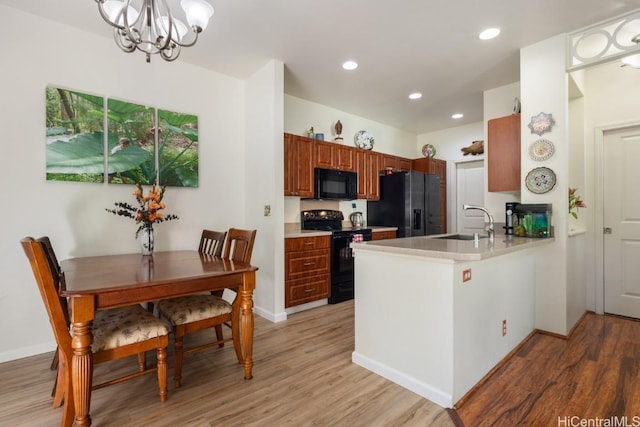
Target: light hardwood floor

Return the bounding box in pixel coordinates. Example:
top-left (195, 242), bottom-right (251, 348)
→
top-left (0, 300), bottom-right (453, 427)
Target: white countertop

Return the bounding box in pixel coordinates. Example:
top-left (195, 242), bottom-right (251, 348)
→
top-left (351, 233), bottom-right (554, 261)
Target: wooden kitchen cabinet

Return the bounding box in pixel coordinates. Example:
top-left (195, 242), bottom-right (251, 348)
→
top-left (285, 235), bottom-right (330, 307)
top-left (284, 133), bottom-right (314, 197)
top-left (315, 141), bottom-right (356, 172)
top-left (355, 149), bottom-right (381, 200)
top-left (488, 114), bottom-right (521, 192)
top-left (412, 157), bottom-right (447, 233)
top-left (372, 230), bottom-right (397, 240)
top-left (381, 153), bottom-right (412, 172)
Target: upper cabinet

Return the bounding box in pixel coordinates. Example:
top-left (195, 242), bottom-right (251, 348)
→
top-left (488, 114), bottom-right (521, 192)
top-left (355, 150), bottom-right (381, 200)
top-left (381, 154), bottom-right (412, 173)
top-left (284, 133), bottom-right (411, 200)
top-left (284, 133), bottom-right (314, 197)
top-left (315, 141), bottom-right (356, 172)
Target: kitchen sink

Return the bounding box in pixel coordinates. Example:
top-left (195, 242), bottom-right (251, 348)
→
top-left (433, 234), bottom-right (488, 241)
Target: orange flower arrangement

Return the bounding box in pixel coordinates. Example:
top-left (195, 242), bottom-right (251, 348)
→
top-left (106, 182), bottom-right (179, 238)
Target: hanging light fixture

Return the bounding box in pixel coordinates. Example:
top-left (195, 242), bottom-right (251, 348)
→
top-left (621, 35), bottom-right (640, 69)
top-left (95, 0), bottom-right (214, 63)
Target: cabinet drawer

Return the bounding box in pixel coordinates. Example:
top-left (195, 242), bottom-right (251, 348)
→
top-left (285, 274), bottom-right (330, 307)
top-left (285, 235), bottom-right (330, 252)
top-left (285, 250), bottom-right (330, 280)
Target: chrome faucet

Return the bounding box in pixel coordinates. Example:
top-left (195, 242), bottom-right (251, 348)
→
top-left (463, 204), bottom-right (495, 241)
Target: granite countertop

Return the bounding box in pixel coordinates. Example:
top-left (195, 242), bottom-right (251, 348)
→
top-left (351, 233), bottom-right (554, 261)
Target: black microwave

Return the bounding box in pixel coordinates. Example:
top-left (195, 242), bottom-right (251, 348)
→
top-left (313, 168), bottom-right (357, 200)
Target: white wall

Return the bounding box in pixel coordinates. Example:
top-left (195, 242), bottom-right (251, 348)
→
top-left (244, 60), bottom-right (287, 322)
top-left (285, 95), bottom-right (417, 158)
top-left (521, 34), bottom-right (570, 335)
top-left (0, 6), bottom-right (280, 361)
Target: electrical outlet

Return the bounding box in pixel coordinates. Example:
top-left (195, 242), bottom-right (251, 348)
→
top-left (462, 268), bottom-right (472, 282)
top-left (502, 320), bottom-right (507, 336)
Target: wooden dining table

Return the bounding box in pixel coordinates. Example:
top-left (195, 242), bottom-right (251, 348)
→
top-left (59, 250), bottom-right (258, 427)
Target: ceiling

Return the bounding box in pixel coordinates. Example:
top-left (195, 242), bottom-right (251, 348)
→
top-left (4, 0), bottom-right (640, 134)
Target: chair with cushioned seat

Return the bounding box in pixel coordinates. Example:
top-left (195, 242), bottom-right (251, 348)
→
top-left (21, 236), bottom-right (171, 425)
top-left (157, 228), bottom-right (256, 388)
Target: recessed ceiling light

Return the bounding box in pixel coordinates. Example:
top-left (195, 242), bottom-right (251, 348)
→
top-left (452, 113), bottom-right (464, 119)
top-left (408, 92), bottom-right (422, 100)
top-left (479, 28), bottom-right (500, 40)
top-left (342, 60), bottom-right (358, 70)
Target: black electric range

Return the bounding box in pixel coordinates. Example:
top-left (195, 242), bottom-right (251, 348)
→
top-left (301, 210), bottom-right (372, 303)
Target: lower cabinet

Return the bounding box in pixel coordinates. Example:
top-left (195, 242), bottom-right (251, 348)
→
top-left (372, 230), bottom-right (397, 240)
top-left (285, 235), bottom-right (330, 307)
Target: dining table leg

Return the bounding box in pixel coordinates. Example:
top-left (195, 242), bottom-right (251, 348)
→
top-left (69, 296), bottom-right (95, 427)
top-left (239, 270), bottom-right (256, 380)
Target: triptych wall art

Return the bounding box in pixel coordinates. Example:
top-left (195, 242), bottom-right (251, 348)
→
top-left (45, 86), bottom-right (199, 187)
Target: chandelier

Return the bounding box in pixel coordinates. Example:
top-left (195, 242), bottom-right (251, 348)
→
top-left (95, 0), bottom-right (214, 62)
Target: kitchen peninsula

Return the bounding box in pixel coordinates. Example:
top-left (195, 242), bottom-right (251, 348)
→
top-left (350, 234), bottom-right (553, 408)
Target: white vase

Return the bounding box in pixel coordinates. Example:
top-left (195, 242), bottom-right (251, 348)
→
top-left (140, 227), bottom-right (154, 255)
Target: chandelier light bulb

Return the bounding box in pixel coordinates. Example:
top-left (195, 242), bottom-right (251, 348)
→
top-left (181, 0), bottom-right (214, 31)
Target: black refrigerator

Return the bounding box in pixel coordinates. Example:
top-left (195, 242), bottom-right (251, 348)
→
top-left (367, 171), bottom-right (441, 237)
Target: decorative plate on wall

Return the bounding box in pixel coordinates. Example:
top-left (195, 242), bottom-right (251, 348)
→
top-left (528, 139), bottom-right (555, 161)
top-left (422, 143), bottom-right (436, 158)
top-left (528, 112), bottom-right (555, 136)
top-left (525, 167), bottom-right (557, 194)
top-left (354, 130), bottom-right (375, 150)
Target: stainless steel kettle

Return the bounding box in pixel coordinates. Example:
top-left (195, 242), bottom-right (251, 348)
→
top-left (350, 212), bottom-right (364, 228)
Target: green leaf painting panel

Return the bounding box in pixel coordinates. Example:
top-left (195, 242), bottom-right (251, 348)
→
top-left (45, 87), bottom-right (105, 182)
top-left (107, 98), bottom-right (155, 185)
top-left (157, 109), bottom-right (199, 187)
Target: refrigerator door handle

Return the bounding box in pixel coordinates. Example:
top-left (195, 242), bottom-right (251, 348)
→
top-left (413, 209), bottom-right (422, 230)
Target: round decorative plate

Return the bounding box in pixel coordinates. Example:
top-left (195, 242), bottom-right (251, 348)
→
top-left (525, 167), bottom-right (557, 194)
top-left (422, 143), bottom-right (436, 158)
top-left (354, 130), bottom-right (375, 150)
top-left (528, 139), bottom-right (555, 161)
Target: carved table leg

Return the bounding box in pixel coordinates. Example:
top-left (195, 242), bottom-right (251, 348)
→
top-left (70, 296), bottom-right (94, 427)
top-left (239, 271), bottom-right (255, 380)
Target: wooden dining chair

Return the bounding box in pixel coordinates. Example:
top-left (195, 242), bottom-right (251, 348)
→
top-left (21, 237), bottom-right (171, 425)
top-left (199, 229), bottom-right (227, 257)
top-left (157, 228), bottom-right (256, 388)
top-left (223, 228), bottom-right (257, 264)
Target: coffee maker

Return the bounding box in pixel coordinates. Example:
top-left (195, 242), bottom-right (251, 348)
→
top-left (505, 203), bottom-right (552, 238)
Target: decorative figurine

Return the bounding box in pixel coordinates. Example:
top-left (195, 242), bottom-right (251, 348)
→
top-left (461, 140), bottom-right (484, 156)
top-left (334, 120), bottom-right (343, 142)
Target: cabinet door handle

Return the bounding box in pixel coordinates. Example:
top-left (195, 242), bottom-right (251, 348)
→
top-left (303, 262), bottom-right (316, 266)
top-left (304, 288), bottom-right (314, 293)
top-left (303, 242), bottom-right (314, 245)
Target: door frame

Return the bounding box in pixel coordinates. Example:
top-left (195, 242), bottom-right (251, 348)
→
top-left (451, 158), bottom-right (485, 234)
top-left (595, 119), bottom-right (640, 315)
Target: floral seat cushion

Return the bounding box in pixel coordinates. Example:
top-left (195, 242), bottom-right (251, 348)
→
top-left (91, 306), bottom-right (171, 353)
top-left (158, 295), bottom-right (232, 326)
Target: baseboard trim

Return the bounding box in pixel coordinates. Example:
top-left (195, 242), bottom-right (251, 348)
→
top-left (351, 351), bottom-right (452, 408)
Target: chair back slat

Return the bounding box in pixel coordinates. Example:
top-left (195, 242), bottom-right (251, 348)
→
top-left (198, 230), bottom-right (227, 257)
top-left (222, 228), bottom-right (256, 264)
top-left (21, 237), bottom-right (72, 354)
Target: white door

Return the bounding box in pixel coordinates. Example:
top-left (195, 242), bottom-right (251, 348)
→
top-left (456, 160), bottom-right (485, 234)
top-left (604, 126), bottom-right (640, 318)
